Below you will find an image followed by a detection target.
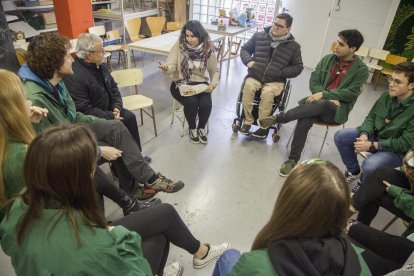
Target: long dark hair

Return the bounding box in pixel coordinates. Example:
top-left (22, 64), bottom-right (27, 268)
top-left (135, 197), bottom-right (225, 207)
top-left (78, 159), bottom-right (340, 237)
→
top-left (251, 161), bottom-right (349, 250)
top-left (16, 124), bottom-right (106, 245)
top-left (179, 20), bottom-right (213, 53)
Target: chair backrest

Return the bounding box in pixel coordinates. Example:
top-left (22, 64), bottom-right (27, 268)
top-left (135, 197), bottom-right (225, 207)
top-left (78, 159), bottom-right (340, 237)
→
top-left (384, 54), bottom-right (407, 66)
top-left (111, 68), bottom-right (143, 88)
top-left (166, 21), bottom-right (182, 32)
top-left (106, 29), bottom-right (121, 42)
top-left (88, 25), bottom-right (106, 37)
top-left (368, 48), bottom-right (389, 60)
top-left (69, 39), bottom-right (78, 54)
top-left (125, 18), bottom-right (142, 42)
top-left (146, 16), bottom-right (166, 36)
top-left (355, 45), bottom-right (369, 58)
top-left (15, 48), bottom-right (26, 65)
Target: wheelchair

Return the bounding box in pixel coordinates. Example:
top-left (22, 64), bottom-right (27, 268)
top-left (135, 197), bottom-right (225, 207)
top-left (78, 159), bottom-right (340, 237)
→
top-left (232, 78), bottom-right (292, 143)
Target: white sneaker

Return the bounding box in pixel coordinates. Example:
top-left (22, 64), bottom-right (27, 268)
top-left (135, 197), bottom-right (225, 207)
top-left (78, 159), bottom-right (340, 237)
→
top-left (193, 243), bottom-right (230, 269)
top-left (163, 261), bottom-right (183, 276)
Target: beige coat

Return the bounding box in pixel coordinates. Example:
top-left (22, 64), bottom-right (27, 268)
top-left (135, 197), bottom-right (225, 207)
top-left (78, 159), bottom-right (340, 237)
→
top-left (164, 42), bottom-right (219, 89)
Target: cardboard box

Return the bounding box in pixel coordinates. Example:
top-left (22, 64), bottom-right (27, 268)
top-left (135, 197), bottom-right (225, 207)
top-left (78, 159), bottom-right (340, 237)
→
top-left (39, 0), bottom-right (54, 5)
top-left (41, 12), bottom-right (56, 26)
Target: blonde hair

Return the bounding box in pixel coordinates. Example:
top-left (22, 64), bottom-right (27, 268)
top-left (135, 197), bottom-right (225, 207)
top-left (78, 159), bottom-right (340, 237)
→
top-left (0, 69), bottom-right (35, 204)
top-left (251, 161), bottom-right (350, 250)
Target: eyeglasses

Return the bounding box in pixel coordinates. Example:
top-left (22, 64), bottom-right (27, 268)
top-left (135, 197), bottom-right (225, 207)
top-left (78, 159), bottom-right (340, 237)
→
top-left (272, 22), bottom-right (286, 29)
top-left (89, 48), bottom-right (105, 54)
top-left (388, 76), bottom-right (408, 86)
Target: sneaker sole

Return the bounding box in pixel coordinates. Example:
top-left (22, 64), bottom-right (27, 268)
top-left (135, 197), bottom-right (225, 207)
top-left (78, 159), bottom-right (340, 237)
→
top-left (136, 188), bottom-right (158, 200)
top-left (199, 139), bottom-right (207, 144)
top-left (152, 181), bottom-right (185, 193)
top-left (239, 131), bottom-right (250, 135)
top-left (190, 139), bottom-right (200, 144)
top-left (251, 133), bottom-right (266, 139)
top-left (193, 243), bottom-right (230, 269)
top-left (278, 171), bottom-right (289, 177)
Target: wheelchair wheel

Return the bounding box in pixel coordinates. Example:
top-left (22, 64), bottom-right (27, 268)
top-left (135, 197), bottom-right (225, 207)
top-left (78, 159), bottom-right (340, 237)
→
top-left (272, 132), bottom-right (280, 143)
top-left (279, 80), bottom-right (292, 112)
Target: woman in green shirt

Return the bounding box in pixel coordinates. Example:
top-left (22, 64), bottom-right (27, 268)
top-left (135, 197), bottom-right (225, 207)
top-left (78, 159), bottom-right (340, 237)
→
top-left (0, 69), bottom-right (47, 207)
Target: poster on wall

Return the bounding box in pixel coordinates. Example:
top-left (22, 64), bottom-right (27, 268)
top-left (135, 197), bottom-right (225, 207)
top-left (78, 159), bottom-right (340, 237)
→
top-left (384, 0), bottom-right (414, 60)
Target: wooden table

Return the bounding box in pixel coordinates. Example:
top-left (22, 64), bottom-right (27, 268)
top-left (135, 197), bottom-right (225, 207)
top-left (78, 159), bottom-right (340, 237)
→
top-left (127, 30), bottom-right (225, 76)
top-left (202, 24), bottom-right (256, 77)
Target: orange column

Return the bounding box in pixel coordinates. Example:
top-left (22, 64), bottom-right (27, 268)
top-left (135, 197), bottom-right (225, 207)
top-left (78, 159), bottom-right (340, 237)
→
top-left (53, 0), bottom-right (94, 39)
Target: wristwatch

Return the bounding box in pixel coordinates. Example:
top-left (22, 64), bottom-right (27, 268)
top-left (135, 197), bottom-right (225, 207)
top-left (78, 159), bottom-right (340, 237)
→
top-left (369, 141), bottom-right (377, 153)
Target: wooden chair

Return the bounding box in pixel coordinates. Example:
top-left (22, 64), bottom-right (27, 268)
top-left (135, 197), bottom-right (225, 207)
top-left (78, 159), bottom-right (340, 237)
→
top-left (111, 68), bottom-right (157, 137)
top-left (166, 21), bottom-right (182, 32)
top-left (104, 29), bottom-right (128, 69)
top-left (373, 54), bottom-right (408, 90)
top-left (146, 16), bottom-right (166, 37)
top-left (355, 45), bottom-right (369, 60)
top-left (171, 99), bottom-right (209, 137)
top-left (124, 18), bottom-right (142, 66)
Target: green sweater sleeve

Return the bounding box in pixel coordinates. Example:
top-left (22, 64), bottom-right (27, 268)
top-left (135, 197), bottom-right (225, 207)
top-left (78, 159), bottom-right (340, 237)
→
top-left (228, 250), bottom-right (277, 276)
top-left (110, 226), bottom-right (153, 275)
top-left (380, 119), bottom-right (414, 154)
top-left (75, 112), bottom-right (100, 124)
top-left (387, 185), bottom-right (414, 220)
top-left (3, 143), bottom-right (27, 201)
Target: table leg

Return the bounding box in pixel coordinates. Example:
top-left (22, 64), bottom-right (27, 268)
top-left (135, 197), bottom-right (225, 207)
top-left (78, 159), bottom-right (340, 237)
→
top-left (127, 48), bottom-right (131, 68)
top-left (226, 35), bottom-right (233, 77)
top-left (219, 37), bottom-right (224, 79)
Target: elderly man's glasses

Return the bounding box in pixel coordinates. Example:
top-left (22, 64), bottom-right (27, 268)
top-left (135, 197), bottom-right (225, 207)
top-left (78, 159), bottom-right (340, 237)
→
top-left (388, 76), bottom-right (408, 86)
top-left (273, 22), bottom-right (286, 29)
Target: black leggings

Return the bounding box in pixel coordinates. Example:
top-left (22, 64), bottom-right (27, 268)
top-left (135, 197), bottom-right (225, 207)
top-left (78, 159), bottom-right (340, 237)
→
top-left (170, 82), bottom-right (212, 129)
top-left (348, 223), bottom-right (414, 275)
top-left (280, 100), bottom-right (337, 161)
top-left (352, 167), bottom-right (412, 225)
top-left (113, 203), bottom-right (201, 275)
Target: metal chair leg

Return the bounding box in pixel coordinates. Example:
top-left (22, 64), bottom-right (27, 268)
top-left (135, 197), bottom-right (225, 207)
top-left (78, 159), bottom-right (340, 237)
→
top-left (318, 126), bottom-right (329, 157)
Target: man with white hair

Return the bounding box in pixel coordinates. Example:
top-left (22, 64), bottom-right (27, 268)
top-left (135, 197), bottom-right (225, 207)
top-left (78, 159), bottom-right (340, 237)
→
top-left (64, 33), bottom-right (150, 162)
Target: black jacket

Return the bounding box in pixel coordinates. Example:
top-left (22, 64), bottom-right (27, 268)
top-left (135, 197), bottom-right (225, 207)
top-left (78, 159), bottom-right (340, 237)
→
top-left (64, 58), bottom-right (123, 120)
top-left (240, 27), bottom-right (303, 83)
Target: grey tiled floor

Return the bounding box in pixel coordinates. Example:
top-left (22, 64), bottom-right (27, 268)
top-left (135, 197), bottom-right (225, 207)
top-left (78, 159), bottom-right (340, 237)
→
top-left (0, 55), bottom-right (405, 276)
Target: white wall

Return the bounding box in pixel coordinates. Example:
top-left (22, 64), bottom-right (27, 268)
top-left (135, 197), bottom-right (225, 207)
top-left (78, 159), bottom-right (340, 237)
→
top-left (281, 0), bottom-right (332, 68)
top-left (320, 0), bottom-right (400, 58)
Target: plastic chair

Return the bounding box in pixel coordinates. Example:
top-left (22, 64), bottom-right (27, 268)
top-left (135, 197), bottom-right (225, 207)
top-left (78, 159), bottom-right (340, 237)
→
top-left (355, 45), bottom-right (369, 60)
top-left (146, 16), bottom-right (166, 37)
top-left (166, 21), bottom-right (182, 32)
top-left (104, 29), bottom-right (128, 69)
top-left (111, 68), bottom-right (157, 136)
top-left (365, 48), bottom-right (389, 71)
top-left (373, 54), bottom-right (408, 90)
top-left (171, 99), bottom-right (209, 137)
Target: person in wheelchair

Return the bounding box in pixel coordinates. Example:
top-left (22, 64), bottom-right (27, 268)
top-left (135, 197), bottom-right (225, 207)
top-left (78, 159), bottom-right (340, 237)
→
top-left (239, 13), bottom-right (303, 138)
top-left (259, 29), bottom-right (368, 177)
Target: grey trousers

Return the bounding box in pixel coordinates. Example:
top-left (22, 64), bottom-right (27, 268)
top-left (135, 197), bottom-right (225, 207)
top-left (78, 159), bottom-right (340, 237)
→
top-left (89, 120), bottom-right (155, 192)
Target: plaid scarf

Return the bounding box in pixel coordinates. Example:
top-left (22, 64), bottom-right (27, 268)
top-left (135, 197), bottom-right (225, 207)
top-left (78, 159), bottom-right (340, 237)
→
top-left (180, 42), bottom-right (212, 81)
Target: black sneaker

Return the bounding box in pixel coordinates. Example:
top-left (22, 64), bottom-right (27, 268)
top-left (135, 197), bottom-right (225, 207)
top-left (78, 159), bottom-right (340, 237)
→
top-left (198, 129), bottom-right (207, 144)
top-left (122, 197), bottom-right (161, 216)
top-left (239, 124), bottom-right (251, 135)
top-left (189, 129), bottom-right (199, 144)
top-left (351, 180), bottom-right (362, 194)
top-left (251, 128), bottom-right (267, 139)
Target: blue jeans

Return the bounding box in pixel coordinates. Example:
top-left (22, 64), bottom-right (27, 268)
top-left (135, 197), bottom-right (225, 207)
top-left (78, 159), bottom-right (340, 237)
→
top-left (334, 128), bottom-right (403, 182)
top-left (212, 249), bottom-right (241, 276)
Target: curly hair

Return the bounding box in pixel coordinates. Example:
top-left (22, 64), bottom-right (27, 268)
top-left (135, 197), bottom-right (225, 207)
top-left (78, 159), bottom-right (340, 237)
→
top-left (26, 33), bottom-right (71, 80)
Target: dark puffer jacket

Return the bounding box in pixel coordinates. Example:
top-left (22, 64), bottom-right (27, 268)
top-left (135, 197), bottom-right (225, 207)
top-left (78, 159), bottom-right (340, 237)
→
top-left (240, 27), bottom-right (303, 83)
top-left (64, 58), bottom-right (123, 120)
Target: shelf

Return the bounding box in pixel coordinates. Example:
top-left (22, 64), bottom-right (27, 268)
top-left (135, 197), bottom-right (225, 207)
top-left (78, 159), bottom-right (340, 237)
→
top-left (93, 8), bottom-right (159, 21)
top-left (92, 1), bottom-right (116, 5)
